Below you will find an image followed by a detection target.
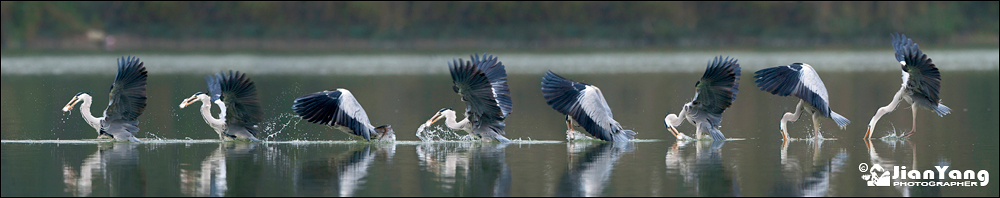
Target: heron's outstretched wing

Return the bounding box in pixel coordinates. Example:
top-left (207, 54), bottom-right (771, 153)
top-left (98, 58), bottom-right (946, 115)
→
top-left (450, 56), bottom-right (507, 133)
top-left (293, 89), bottom-right (375, 140)
top-left (542, 71), bottom-right (629, 141)
top-left (692, 56), bottom-right (741, 126)
top-left (104, 56), bottom-right (147, 135)
top-left (470, 53), bottom-right (513, 118)
top-left (892, 33), bottom-right (942, 106)
top-left (753, 63), bottom-right (833, 118)
top-left (215, 71), bottom-right (263, 136)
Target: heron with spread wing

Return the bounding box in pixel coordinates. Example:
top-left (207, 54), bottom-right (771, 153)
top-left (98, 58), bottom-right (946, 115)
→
top-left (293, 88), bottom-right (396, 141)
top-left (541, 71), bottom-right (636, 142)
top-left (664, 56), bottom-right (741, 141)
top-left (180, 71), bottom-right (263, 142)
top-left (754, 63), bottom-right (850, 140)
top-left (864, 33), bottom-right (951, 140)
top-left (424, 53), bottom-right (513, 142)
top-left (62, 56), bottom-right (147, 142)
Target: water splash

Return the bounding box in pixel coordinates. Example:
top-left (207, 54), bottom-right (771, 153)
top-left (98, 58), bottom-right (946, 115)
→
top-left (261, 113), bottom-right (303, 141)
top-left (415, 123), bottom-right (467, 142)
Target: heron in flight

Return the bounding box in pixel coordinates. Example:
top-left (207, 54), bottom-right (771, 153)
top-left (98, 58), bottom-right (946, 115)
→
top-left (864, 33), bottom-right (951, 140)
top-left (62, 56), bottom-right (147, 142)
top-left (541, 71), bottom-right (636, 142)
top-left (424, 53), bottom-right (513, 143)
top-left (664, 56), bottom-right (741, 141)
top-left (293, 88), bottom-right (396, 141)
top-left (179, 71), bottom-right (263, 142)
top-left (754, 63), bottom-right (850, 140)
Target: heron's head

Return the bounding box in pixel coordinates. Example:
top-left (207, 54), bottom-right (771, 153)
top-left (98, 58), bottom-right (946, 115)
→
top-left (63, 92), bottom-right (92, 112)
top-left (179, 92), bottom-right (209, 109)
top-left (374, 125), bottom-right (396, 141)
top-left (425, 108), bottom-right (454, 126)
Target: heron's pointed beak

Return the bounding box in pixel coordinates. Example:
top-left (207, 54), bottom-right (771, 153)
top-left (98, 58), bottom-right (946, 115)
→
top-left (864, 127), bottom-right (872, 140)
top-left (179, 96), bottom-right (199, 109)
top-left (425, 112), bottom-right (442, 126)
top-left (62, 96), bottom-right (80, 112)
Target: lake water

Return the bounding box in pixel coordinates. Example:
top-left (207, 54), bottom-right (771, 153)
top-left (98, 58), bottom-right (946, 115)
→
top-left (2, 50), bottom-right (998, 196)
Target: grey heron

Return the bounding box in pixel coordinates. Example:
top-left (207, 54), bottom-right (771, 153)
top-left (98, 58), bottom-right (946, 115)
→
top-left (864, 33), bottom-right (951, 140)
top-left (62, 56), bottom-right (147, 142)
top-left (664, 56), bottom-right (741, 141)
top-left (179, 71), bottom-right (263, 142)
top-left (753, 63), bottom-right (850, 140)
top-left (541, 71), bottom-right (637, 142)
top-left (292, 88), bottom-right (396, 141)
top-left (424, 53), bottom-right (513, 143)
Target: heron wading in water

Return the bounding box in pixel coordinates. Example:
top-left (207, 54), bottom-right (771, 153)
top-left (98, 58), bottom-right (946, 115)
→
top-left (179, 71), bottom-right (263, 142)
top-left (753, 63), bottom-right (850, 140)
top-left (541, 71), bottom-right (636, 142)
top-left (864, 33), bottom-right (951, 140)
top-left (293, 88), bottom-right (396, 141)
top-left (62, 56), bottom-right (148, 142)
top-left (424, 53), bottom-right (514, 143)
top-left (663, 56), bottom-right (741, 141)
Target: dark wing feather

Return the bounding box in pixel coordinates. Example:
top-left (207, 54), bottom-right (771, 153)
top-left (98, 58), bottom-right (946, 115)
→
top-left (541, 71), bottom-right (615, 141)
top-left (292, 89), bottom-right (374, 140)
top-left (693, 56), bottom-right (741, 119)
top-left (206, 73), bottom-right (222, 102)
top-left (104, 56), bottom-right (147, 127)
top-left (470, 53), bottom-right (513, 118)
top-left (450, 57), bottom-right (507, 134)
top-left (217, 71), bottom-right (263, 136)
top-left (753, 64), bottom-right (832, 117)
top-left (892, 33), bottom-right (942, 105)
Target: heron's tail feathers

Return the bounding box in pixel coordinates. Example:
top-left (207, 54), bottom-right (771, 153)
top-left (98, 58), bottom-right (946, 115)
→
top-left (127, 136), bottom-right (143, 143)
top-left (933, 103), bottom-right (951, 117)
top-left (618, 129), bottom-right (637, 141)
top-left (708, 127), bottom-right (727, 141)
top-left (831, 111), bottom-right (850, 128)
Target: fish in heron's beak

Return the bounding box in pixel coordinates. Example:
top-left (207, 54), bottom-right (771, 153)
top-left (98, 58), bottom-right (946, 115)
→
top-left (62, 96), bottom-right (80, 112)
top-left (374, 125), bottom-right (396, 141)
top-left (179, 94), bottom-right (202, 109)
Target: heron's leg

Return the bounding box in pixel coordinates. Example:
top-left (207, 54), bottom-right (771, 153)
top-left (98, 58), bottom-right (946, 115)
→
top-left (695, 122), bottom-right (703, 140)
top-left (904, 103), bottom-right (918, 138)
top-left (812, 112), bottom-right (822, 139)
top-left (780, 100), bottom-right (804, 140)
top-left (867, 87), bottom-right (905, 139)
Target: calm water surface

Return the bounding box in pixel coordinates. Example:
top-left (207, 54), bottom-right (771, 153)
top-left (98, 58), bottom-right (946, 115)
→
top-left (2, 52), bottom-right (998, 196)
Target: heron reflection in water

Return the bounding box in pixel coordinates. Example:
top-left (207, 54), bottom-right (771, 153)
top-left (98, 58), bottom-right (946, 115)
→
top-left (179, 71), bottom-right (263, 142)
top-left (296, 144), bottom-right (397, 197)
top-left (664, 140), bottom-right (740, 196)
top-left (556, 142), bottom-right (635, 197)
top-left (60, 143), bottom-right (141, 196)
top-left (178, 143), bottom-right (256, 197)
top-left (863, 138), bottom-right (942, 196)
top-left (771, 140), bottom-right (848, 197)
top-left (415, 143), bottom-right (511, 197)
top-left (62, 56), bottom-right (148, 142)
top-left (424, 53), bottom-right (514, 142)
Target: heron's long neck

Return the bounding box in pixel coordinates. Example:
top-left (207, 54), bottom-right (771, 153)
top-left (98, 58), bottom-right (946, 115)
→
top-left (79, 97), bottom-right (101, 131)
top-left (443, 113), bottom-right (469, 131)
top-left (198, 98), bottom-right (226, 131)
top-left (669, 108), bottom-right (688, 127)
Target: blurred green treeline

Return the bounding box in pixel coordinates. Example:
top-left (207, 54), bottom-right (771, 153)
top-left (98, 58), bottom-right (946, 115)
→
top-left (1, 1), bottom-right (997, 50)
